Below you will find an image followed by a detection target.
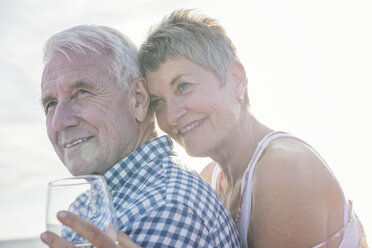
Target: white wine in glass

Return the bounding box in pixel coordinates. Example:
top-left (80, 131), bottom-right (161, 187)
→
top-left (46, 175), bottom-right (118, 247)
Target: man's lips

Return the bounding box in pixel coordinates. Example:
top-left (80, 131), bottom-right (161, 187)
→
top-left (63, 136), bottom-right (92, 148)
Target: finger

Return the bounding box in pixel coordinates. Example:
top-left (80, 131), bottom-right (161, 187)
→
top-left (118, 232), bottom-right (142, 248)
top-left (57, 211), bottom-right (117, 248)
top-left (40, 231), bottom-right (76, 248)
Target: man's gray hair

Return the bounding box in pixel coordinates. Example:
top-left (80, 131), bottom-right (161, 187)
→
top-left (43, 25), bottom-right (141, 88)
top-left (139, 9), bottom-right (240, 84)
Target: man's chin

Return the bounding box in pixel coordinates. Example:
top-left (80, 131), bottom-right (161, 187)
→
top-left (65, 163), bottom-right (92, 176)
top-left (68, 169), bottom-right (88, 176)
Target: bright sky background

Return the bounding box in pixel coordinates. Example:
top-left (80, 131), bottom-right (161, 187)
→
top-left (0, 0), bottom-right (371, 242)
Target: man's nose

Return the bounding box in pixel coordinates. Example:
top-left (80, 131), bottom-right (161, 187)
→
top-left (52, 101), bottom-right (79, 131)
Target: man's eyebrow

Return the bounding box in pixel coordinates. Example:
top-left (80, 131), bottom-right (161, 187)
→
top-left (71, 80), bottom-right (95, 90)
top-left (40, 80), bottom-right (94, 107)
top-left (41, 95), bottom-right (54, 108)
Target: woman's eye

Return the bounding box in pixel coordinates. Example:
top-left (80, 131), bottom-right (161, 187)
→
top-left (150, 98), bottom-right (164, 109)
top-left (178, 82), bottom-right (191, 93)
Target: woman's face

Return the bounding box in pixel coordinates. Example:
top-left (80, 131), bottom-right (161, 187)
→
top-left (146, 57), bottom-right (242, 157)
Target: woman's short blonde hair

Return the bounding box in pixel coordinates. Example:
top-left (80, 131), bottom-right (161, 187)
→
top-left (139, 9), bottom-right (240, 85)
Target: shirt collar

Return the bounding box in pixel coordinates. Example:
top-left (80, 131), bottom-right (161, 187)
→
top-left (102, 135), bottom-right (174, 190)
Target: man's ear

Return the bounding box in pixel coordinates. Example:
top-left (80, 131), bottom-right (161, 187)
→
top-left (129, 77), bottom-right (150, 122)
top-left (228, 62), bottom-right (247, 102)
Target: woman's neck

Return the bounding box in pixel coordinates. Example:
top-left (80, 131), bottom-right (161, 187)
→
top-left (210, 114), bottom-right (272, 183)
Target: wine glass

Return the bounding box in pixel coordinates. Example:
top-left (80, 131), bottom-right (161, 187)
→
top-left (46, 175), bottom-right (118, 247)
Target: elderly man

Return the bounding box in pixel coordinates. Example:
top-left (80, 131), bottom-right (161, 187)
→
top-left (39, 25), bottom-right (239, 247)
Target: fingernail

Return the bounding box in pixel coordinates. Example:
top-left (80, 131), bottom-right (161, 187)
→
top-left (40, 232), bottom-right (48, 240)
top-left (58, 210), bottom-right (67, 218)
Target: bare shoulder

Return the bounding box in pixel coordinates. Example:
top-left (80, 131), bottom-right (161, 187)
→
top-left (249, 137), bottom-right (345, 247)
top-left (254, 137), bottom-right (339, 190)
top-left (252, 138), bottom-right (332, 212)
top-left (199, 161), bottom-right (217, 185)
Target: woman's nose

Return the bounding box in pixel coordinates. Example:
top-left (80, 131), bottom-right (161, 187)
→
top-left (166, 98), bottom-right (187, 126)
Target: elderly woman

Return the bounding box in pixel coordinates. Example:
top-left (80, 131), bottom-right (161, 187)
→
top-left (41, 9), bottom-right (367, 248)
top-left (138, 9), bottom-right (366, 248)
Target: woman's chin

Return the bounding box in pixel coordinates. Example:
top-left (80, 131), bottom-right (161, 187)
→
top-left (176, 135), bottom-right (212, 158)
top-left (184, 145), bottom-right (209, 158)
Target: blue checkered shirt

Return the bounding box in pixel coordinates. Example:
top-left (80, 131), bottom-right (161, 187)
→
top-left (64, 135), bottom-right (240, 247)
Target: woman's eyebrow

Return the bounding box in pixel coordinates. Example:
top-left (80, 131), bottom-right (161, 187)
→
top-left (150, 94), bottom-right (160, 100)
top-left (170, 75), bottom-right (183, 86)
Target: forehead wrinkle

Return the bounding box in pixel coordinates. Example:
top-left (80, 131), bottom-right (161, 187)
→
top-left (43, 64), bottom-right (107, 83)
top-left (42, 49), bottom-right (111, 82)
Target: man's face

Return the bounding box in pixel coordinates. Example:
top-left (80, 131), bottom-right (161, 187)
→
top-left (41, 50), bottom-right (138, 175)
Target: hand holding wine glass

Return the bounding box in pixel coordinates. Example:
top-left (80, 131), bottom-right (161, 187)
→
top-left (45, 175), bottom-right (118, 247)
top-left (41, 210), bottom-right (141, 248)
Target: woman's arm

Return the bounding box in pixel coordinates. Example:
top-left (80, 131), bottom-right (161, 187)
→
top-left (249, 139), bottom-right (344, 248)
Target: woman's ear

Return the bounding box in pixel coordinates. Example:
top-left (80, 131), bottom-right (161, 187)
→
top-left (129, 77), bottom-right (150, 122)
top-left (228, 62), bottom-right (247, 102)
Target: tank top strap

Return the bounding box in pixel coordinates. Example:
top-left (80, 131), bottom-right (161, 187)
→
top-left (311, 201), bottom-right (354, 248)
top-left (236, 131), bottom-right (356, 248)
top-left (239, 131), bottom-right (292, 196)
top-left (236, 131), bottom-right (291, 247)
top-left (211, 163), bottom-right (221, 190)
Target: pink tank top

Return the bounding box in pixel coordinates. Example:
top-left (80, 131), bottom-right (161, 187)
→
top-left (211, 131), bottom-right (361, 248)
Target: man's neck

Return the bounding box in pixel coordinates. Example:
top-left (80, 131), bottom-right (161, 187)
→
top-left (135, 119), bottom-right (158, 149)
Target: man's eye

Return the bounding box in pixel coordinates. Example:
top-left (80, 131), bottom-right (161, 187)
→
top-left (76, 89), bottom-right (89, 96)
top-left (45, 101), bottom-right (57, 113)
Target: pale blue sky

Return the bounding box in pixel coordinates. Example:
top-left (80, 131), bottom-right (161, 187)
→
top-left (0, 0), bottom-right (371, 241)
